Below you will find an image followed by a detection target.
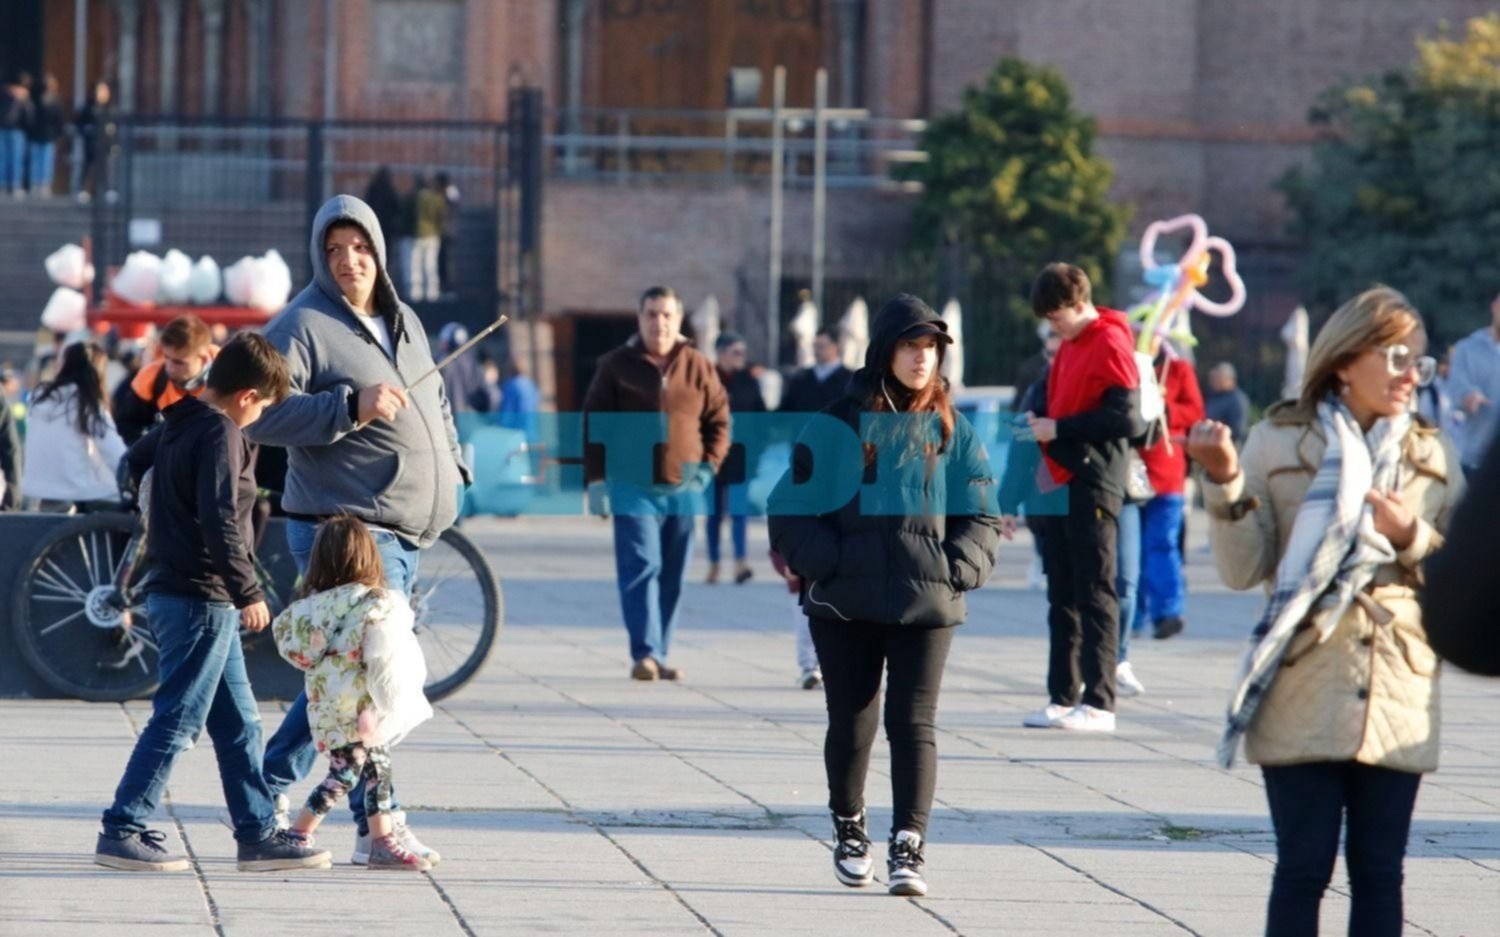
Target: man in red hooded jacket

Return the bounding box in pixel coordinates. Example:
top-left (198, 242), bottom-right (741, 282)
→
top-left (1016, 263), bottom-right (1145, 734)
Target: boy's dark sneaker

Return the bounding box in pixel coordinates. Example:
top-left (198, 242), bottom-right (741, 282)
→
top-left (94, 829), bottom-right (191, 872)
top-left (832, 811), bottom-right (874, 887)
top-left (236, 829), bottom-right (333, 872)
top-left (887, 830), bottom-right (928, 897)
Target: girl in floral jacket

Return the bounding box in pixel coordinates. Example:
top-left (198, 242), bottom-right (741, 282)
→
top-left (272, 516), bottom-right (433, 871)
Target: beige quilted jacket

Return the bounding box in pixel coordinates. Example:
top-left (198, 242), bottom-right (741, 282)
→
top-left (1203, 404), bottom-right (1465, 773)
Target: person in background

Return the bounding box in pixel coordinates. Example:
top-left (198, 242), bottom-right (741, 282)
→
top-left (1013, 322), bottom-right (1062, 411)
top-left (26, 74), bottom-right (64, 197)
top-left (1, 73), bottom-right (32, 196)
top-left (1138, 336), bottom-right (1205, 641)
top-left (411, 176), bottom-right (447, 302)
top-left (1192, 285), bottom-right (1460, 937)
top-left (436, 323), bottom-right (485, 416)
top-left (470, 354), bottom-right (502, 413)
top-left (1421, 430), bottom-right (1500, 676)
top-left (583, 285), bottom-right (730, 682)
top-left (74, 81), bottom-right (112, 199)
top-left (1203, 362), bottom-right (1251, 448)
top-left (115, 315), bottom-right (218, 445)
top-left (1017, 263), bottom-right (1145, 734)
top-left (0, 376), bottom-right (21, 510)
top-left (1444, 290), bottom-right (1500, 477)
top-left (22, 341), bottom-right (126, 512)
top-left (436, 171), bottom-right (461, 297)
top-left (705, 332), bottom-right (765, 585)
top-left (363, 167), bottom-right (401, 256)
top-left (496, 351), bottom-right (540, 441)
top-left (773, 325), bottom-right (853, 687)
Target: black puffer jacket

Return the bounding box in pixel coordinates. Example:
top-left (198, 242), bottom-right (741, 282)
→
top-left (768, 295), bottom-right (1002, 627)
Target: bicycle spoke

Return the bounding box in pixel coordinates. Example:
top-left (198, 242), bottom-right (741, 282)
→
top-left (33, 594), bottom-right (86, 605)
top-left (38, 607), bottom-right (88, 637)
top-left (105, 534), bottom-right (116, 584)
top-left (78, 535), bottom-right (96, 586)
top-left (42, 559), bottom-right (89, 599)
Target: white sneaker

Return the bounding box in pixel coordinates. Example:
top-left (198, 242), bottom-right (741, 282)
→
top-left (1115, 661), bottom-right (1145, 697)
top-left (273, 793), bottom-right (291, 831)
top-left (1022, 703), bottom-right (1070, 728)
top-left (800, 669), bottom-right (823, 690)
top-left (887, 830), bottom-right (928, 897)
top-left (351, 811), bottom-right (442, 866)
top-left (1025, 556), bottom-right (1045, 590)
top-left (832, 812), bottom-right (874, 887)
top-left (1056, 705), bottom-right (1116, 733)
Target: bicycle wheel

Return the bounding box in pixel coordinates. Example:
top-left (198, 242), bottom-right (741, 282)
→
top-left (11, 512), bottom-right (159, 702)
top-left (411, 527), bottom-right (501, 701)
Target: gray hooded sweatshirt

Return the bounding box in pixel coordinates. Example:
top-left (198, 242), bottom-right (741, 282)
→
top-left (248, 195), bottom-right (469, 548)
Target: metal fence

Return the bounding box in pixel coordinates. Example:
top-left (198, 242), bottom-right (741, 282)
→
top-left (85, 105), bottom-right (544, 336)
top-left (547, 107), bottom-right (927, 188)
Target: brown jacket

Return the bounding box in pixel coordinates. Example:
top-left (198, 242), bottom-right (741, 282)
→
top-left (1204, 404), bottom-right (1465, 773)
top-left (582, 335), bottom-right (730, 487)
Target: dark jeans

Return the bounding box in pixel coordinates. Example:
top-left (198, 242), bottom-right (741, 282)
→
top-left (1262, 761), bottom-right (1422, 937)
top-left (611, 486), bottom-right (696, 662)
top-left (1039, 483), bottom-right (1120, 711)
top-left (102, 594), bottom-right (276, 845)
top-left (809, 618), bottom-right (955, 839)
top-left (261, 519), bottom-right (420, 835)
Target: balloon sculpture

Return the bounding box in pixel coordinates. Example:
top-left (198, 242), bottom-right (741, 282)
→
top-left (1128, 213), bottom-right (1247, 355)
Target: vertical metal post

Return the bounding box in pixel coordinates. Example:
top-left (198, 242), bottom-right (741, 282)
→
top-left (615, 115), bottom-right (628, 186)
top-left (71, 0), bottom-right (88, 194)
top-left (812, 68), bottom-right (828, 318)
top-left (306, 122), bottom-right (324, 235)
top-left (724, 112), bottom-right (736, 181)
top-left (768, 65), bottom-right (786, 367)
top-left (322, 0), bottom-right (337, 197)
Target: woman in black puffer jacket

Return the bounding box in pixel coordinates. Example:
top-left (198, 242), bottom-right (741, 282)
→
top-left (768, 293), bottom-right (1004, 898)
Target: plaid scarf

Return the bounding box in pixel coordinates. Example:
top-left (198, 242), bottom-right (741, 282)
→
top-left (1217, 397), bottom-right (1409, 768)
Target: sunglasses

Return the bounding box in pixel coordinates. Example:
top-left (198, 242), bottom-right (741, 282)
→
top-left (1382, 344), bottom-right (1437, 386)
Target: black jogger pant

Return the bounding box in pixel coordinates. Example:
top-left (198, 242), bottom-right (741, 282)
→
top-left (808, 618), bottom-right (955, 839)
top-left (1038, 482), bottom-right (1119, 712)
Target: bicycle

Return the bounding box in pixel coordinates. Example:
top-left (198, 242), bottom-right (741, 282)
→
top-left (9, 498), bottom-right (502, 703)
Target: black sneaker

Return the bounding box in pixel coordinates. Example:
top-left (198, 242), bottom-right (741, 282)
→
top-left (832, 811), bottom-right (874, 887)
top-left (1153, 616), bottom-right (1185, 640)
top-left (887, 830), bottom-right (927, 897)
top-left (236, 829), bottom-right (333, 872)
top-left (94, 829), bottom-right (190, 872)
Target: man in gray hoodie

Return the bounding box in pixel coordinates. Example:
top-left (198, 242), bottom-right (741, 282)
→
top-left (251, 194), bottom-right (469, 866)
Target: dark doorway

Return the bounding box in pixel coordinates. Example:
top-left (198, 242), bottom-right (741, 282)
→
top-left (0, 0), bottom-right (43, 85)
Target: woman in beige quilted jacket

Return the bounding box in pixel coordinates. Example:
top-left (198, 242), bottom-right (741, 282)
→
top-left (1187, 286), bottom-right (1464, 937)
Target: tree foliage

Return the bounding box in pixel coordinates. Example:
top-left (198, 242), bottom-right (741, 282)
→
top-left (901, 57), bottom-right (1129, 319)
top-left (1279, 14), bottom-right (1500, 343)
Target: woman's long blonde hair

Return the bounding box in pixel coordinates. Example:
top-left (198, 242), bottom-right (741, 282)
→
top-left (1293, 286), bottom-right (1423, 418)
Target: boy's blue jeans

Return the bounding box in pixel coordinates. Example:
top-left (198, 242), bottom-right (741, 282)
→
top-left (102, 594), bottom-right (277, 845)
top-left (261, 519), bottom-right (420, 836)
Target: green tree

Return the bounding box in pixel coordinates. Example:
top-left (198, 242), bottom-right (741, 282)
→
top-left (1279, 14), bottom-right (1500, 343)
top-left (899, 58), bottom-right (1129, 384)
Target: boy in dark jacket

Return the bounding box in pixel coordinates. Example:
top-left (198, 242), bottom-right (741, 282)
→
top-left (96, 333), bottom-right (331, 875)
top-left (1019, 263), bottom-right (1145, 733)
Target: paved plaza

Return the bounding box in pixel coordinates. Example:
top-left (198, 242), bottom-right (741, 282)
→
top-left (2, 514), bottom-right (1496, 936)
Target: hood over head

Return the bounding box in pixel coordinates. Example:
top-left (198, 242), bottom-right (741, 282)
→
top-left (849, 293), bottom-right (952, 398)
top-left (309, 194), bottom-right (403, 317)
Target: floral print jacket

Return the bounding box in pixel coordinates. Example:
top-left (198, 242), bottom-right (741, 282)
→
top-left (272, 583), bottom-right (406, 752)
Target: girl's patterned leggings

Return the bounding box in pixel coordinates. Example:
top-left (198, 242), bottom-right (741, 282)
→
top-left (306, 744), bottom-right (395, 818)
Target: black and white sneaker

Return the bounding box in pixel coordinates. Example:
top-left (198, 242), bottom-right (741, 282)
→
top-left (94, 829), bottom-right (190, 872)
top-left (887, 830), bottom-right (927, 897)
top-left (832, 811), bottom-right (874, 887)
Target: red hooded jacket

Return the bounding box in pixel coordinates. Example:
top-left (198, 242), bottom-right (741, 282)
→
top-left (1043, 307), bottom-right (1139, 485)
top-left (1139, 357), bottom-right (1205, 495)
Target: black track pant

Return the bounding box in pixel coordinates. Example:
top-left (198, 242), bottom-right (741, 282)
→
top-left (1038, 483), bottom-right (1119, 711)
top-left (809, 618), bottom-right (955, 839)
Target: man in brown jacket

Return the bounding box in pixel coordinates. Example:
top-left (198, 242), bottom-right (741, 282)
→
top-left (583, 286), bottom-right (730, 681)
